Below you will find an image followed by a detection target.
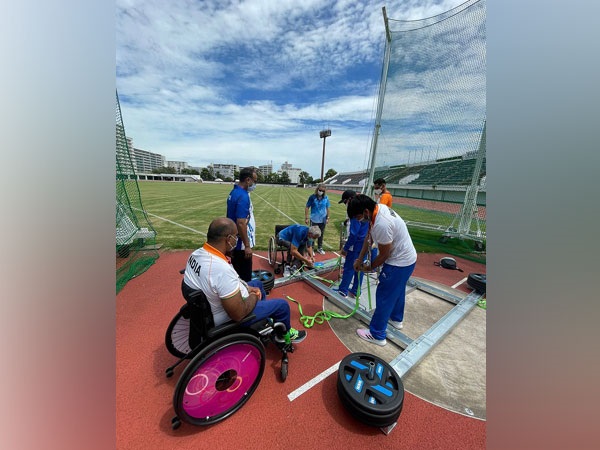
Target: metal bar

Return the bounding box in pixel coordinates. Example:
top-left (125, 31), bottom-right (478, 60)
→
top-left (389, 291), bottom-right (482, 378)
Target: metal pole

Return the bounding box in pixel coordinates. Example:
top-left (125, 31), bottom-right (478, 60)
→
top-left (321, 136), bottom-right (326, 181)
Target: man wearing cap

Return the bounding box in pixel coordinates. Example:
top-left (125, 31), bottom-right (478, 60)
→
top-left (334, 190), bottom-right (370, 297)
top-left (277, 224), bottom-right (320, 271)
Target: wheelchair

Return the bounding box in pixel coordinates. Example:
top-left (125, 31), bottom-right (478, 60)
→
top-left (164, 275), bottom-right (294, 430)
top-left (267, 224), bottom-right (294, 274)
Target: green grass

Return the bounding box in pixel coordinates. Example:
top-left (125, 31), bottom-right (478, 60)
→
top-left (137, 181), bottom-right (485, 263)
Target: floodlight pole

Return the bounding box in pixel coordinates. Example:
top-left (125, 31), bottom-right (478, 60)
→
top-left (319, 129), bottom-right (331, 182)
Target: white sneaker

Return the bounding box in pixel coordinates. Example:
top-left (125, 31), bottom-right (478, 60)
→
top-left (283, 267), bottom-right (291, 277)
top-left (356, 328), bottom-right (387, 346)
top-left (389, 320), bottom-right (403, 330)
top-left (317, 248), bottom-right (325, 255)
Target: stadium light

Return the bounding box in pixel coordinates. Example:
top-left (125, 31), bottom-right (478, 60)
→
top-left (319, 129), bottom-right (331, 181)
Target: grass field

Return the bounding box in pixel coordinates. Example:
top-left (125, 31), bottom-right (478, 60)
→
top-left (136, 181), bottom-right (485, 263)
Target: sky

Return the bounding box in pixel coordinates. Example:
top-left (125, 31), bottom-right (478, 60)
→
top-left (116, 0), bottom-right (467, 179)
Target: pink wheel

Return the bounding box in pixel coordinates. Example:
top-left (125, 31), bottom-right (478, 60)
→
top-left (173, 333), bottom-right (265, 426)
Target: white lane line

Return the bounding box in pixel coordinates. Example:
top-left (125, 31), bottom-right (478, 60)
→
top-left (452, 277), bottom-right (467, 289)
top-left (287, 361), bottom-right (340, 402)
top-left (253, 193), bottom-right (298, 224)
top-left (132, 208), bottom-right (206, 236)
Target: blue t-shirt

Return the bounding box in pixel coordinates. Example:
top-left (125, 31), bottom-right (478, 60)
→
top-left (278, 224), bottom-right (311, 249)
top-left (306, 194), bottom-right (330, 223)
top-left (226, 184), bottom-right (255, 250)
top-left (344, 218), bottom-right (369, 252)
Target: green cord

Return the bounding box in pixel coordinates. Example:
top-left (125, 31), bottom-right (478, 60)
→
top-left (285, 256), bottom-right (367, 329)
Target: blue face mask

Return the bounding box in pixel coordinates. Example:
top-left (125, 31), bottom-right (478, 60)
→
top-left (247, 183), bottom-right (257, 192)
top-left (307, 239), bottom-right (314, 247)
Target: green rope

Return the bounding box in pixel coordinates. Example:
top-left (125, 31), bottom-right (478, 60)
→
top-left (286, 256), bottom-right (366, 329)
top-left (477, 297), bottom-right (487, 309)
top-left (286, 292), bottom-right (362, 328)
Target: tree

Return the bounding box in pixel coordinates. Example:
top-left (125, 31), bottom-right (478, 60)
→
top-left (324, 168), bottom-right (337, 180)
top-left (299, 171), bottom-right (310, 185)
top-left (151, 166), bottom-right (176, 174)
top-left (200, 168), bottom-right (214, 181)
top-left (280, 171), bottom-right (291, 184)
top-left (181, 168), bottom-right (199, 175)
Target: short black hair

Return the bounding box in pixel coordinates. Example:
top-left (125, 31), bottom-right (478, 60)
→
top-left (239, 167), bottom-right (257, 183)
top-left (346, 194), bottom-right (376, 218)
top-left (374, 178), bottom-right (386, 186)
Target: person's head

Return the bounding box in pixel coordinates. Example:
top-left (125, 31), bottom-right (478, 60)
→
top-left (373, 178), bottom-right (387, 195)
top-left (206, 217), bottom-right (238, 255)
top-left (338, 190), bottom-right (356, 205)
top-left (308, 225), bottom-right (321, 240)
top-left (239, 167), bottom-right (258, 192)
top-left (315, 184), bottom-right (326, 197)
top-left (346, 194), bottom-right (377, 223)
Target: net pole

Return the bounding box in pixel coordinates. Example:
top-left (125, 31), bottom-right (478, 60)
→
top-left (365, 6), bottom-right (392, 196)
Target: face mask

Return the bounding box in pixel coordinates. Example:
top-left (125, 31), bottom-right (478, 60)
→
top-left (248, 183), bottom-right (257, 192)
top-left (374, 188), bottom-right (382, 195)
top-left (317, 190), bottom-right (324, 197)
top-left (307, 238), bottom-right (314, 247)
top-left (226, 235), bottom-right (237, 253)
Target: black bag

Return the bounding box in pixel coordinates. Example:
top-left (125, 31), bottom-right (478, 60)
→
top-left (434, 257), bottom-right (463, 272)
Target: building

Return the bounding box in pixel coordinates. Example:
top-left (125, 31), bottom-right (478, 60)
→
top-left (167, 160), bottom-right (189, 173)
top-left (257, 163), bottom-right (273, 177)
top-left (208, 163), bottom-right (239, 180)
top-left (133, 147), bottom-right (166, 173)
top-left (277, 161), bottom-right (302, 184)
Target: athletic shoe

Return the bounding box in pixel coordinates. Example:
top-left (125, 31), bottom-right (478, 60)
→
top-left (332, 288), bottom-right (348, 298)
top-left (356, 328), bottom-right (387, 346)
top-left (389, 320), bottom-right (403, 330)
top-left (275, 327), bottom-right (307, 344)
top-left (317, 248), bottom-right (325, 255)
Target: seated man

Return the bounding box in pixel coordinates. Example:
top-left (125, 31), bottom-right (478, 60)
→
top-left (182, 217), bottom-right (307, 344)
top-left (277, 224), bottom-right (321, 270)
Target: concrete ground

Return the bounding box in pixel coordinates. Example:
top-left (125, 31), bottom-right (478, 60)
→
top-left (317, 273), bottom-right (486, 420)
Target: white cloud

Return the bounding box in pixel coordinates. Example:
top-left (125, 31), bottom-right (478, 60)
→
top-left (117, 0), bottom-right (470, 177)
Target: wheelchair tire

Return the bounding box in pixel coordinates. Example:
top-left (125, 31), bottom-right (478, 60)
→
top-left (268, 236), bottom-right (277, 266)
top-left (251, 269), bottom-right (275, 293)
top-left (173, 333), bottom-right (265, 426)
top-left (166, 306), bottom-right (192, 358)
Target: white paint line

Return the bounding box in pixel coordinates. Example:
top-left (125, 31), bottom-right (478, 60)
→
top-left (287, 361), bottom-right (340, 402)
top-left (132, 207), bottom-right (206, 235)
top-left (253, 193), bottom-right (298, 224)
top-left (452, 277), bottom-right (467, 289)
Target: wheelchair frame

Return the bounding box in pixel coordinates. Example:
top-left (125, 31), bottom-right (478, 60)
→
top-left (164, 276), bottom-right (294, 430)
top-left (267, 224), bottom-right (293, 274)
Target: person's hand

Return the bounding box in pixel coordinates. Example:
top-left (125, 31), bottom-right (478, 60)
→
top-left (249, 287), bottom-right (262, 299)
top-left (305, 218), bottom-right (309, 225)
top-left (353, 260), bottom-right (362, 272)
top-left (244, 247), bottom-right (253, 259)
top-left (341, 249), bottom-right (347, 257)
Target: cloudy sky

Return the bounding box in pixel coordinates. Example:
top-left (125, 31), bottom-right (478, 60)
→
top-left (116, 0), bottom-right (466, 178)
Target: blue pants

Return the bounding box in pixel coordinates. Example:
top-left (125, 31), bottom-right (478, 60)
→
top-left (338, 248), bottom-right (364, 295)
top-left (244, 280), bottom-right (292, 331)
top-left (369, 262), bottom-right (416, 340)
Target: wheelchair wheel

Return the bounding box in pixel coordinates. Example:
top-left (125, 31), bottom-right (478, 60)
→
top-left (268, 236), bottom-right (277, 266)
top-left (166, 306), bottom-right (191, 358)
top-left (173, 333), bottom-right (265, 426)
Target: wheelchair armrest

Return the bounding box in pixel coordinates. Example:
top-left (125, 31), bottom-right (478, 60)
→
top-left (206, 314), bottom-right (257, 339)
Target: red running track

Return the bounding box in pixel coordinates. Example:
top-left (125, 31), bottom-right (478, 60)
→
top-left (117, 249), bottom-right (486, 450)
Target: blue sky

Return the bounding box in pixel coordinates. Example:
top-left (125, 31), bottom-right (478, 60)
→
top-left (116, 0), bottom-right (466, 178)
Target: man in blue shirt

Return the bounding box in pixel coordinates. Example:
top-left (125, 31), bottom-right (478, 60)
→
top-left (226, 167), bottom-right (258, 281)
top-left (277, 224), bottom-right (321, 270)
top-left (304, 184), bottom-right (330, 254)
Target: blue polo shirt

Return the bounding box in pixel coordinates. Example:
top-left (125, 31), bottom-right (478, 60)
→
top-left (278, 224), bottom-right (311, 249)
top-left (226, 184), bottom-right (255, 250)
top-left (306, 193), bottom-right (330, 223)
